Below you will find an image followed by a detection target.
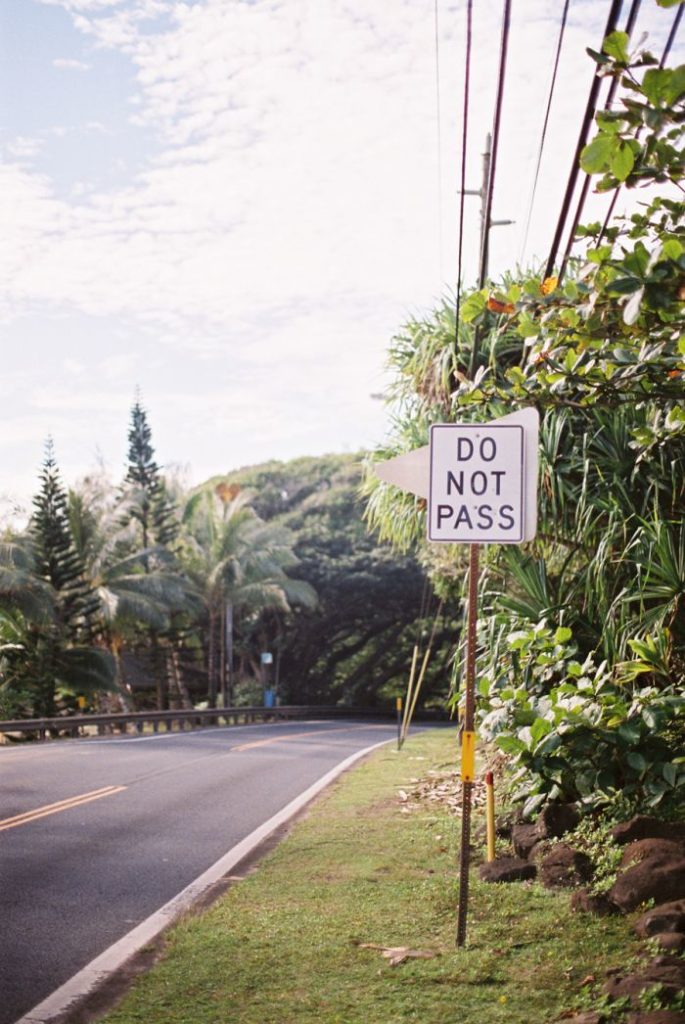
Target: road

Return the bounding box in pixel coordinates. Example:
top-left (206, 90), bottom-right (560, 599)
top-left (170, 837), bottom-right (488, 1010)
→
top-left (0, 718), bottom-right (398, 1024)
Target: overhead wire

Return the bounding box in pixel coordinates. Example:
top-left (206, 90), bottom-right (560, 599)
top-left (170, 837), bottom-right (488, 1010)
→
top-left (597, 1), bottom-right (684, 244)
top-left (543, 0), bottom-right (624, 282)
top-left (558, 0), bottom-right (644, 281)
top-left (477, 0), bottom-right (512, 292)
top-left (519, 0), bottom-right (571, 266)
top-left (454, 0), bottom-right (473, 346)
top-left (469, 0), bottom-right (512, 377)
top-left (435, 0), bottom-right (445, 282)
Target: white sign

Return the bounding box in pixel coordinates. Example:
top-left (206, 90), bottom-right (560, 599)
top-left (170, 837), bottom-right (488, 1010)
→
top-left (429, 423), bottom-right (524, 543)
top-left (375, 407), bottom-right (539, 545)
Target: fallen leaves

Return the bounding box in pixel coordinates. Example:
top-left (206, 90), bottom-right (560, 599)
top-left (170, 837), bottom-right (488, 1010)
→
top-left (358, 943), bottom-right (437, 967)
top-left (398, 768), bottom-right (487, 816)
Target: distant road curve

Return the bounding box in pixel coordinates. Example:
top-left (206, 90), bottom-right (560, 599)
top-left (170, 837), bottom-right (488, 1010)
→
top-left (1, 718), bottom-right (404, 1024)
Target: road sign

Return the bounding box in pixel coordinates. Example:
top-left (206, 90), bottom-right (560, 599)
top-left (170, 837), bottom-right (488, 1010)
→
top-left (375, 407), bottom-right (539, 543)
top-left (429, 423), bottom-right (524, 543)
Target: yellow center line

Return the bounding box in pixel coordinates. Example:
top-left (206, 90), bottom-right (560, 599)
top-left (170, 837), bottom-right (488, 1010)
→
top-left (232, 723), bottom-right (388, 753)
top-left (0, 785), bottom-right (127, 833)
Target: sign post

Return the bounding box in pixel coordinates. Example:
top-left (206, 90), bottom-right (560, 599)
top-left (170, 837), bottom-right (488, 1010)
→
top-left (261, 652), bottom-right (275, 708)
top-left (375, 407), bottom-right (538, 947)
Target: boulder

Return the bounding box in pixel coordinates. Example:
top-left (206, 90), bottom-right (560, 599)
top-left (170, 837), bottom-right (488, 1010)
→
top-left (539, 844), bottom-right (593, 889)
top-left (603, 956), bottom-right (685, 1004)
top-left (495, 813), bottom-right (515, 839)
top-left (634, 899), bottom-right (685, 938)
top-left (650, 931), bottom-right (685, 953)
top-left (611, 816), bottom-right (685, 846)
top-left (571, 888), bottom-right (617, 917)
top-left (479, 856), bottom-right (537, 883)
top-left (608, 856), bottom-right (685, 913)
top-left (511, 822), bottom-right (539, 859)
top-left (626, 1014), bottom-right (685, 1024)
top-left (529, 840), bottom-right (552, 863)
top-left (621, 838), bottom-right (685, 869)
top-left (534, 802), bottom-right (580, 840)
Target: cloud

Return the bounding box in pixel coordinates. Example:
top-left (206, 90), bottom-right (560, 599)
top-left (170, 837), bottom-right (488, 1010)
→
top-left (6, 136), bottom-right (45, 160)
top-left (53, 57), bottom-right (92, 70)
top-left (3, 0), bottom-right (683, 497)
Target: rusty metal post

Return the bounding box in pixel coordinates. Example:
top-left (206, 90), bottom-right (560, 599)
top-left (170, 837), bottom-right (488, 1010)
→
top-left (457, 541), bottom-right (480, 947)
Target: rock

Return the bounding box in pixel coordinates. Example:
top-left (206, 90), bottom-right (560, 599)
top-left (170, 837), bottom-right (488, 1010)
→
top-left (511, 822), bottom-right (539, 859)
top-left (534, 802), bottom-right (580, 840)
top-left (495, 813), bottom-right (514, 838)
top-left (529, 840), bottom-right (552, 863)
top-left (571, 888), bottom-right (617, 916)
top-left (611, 816), bottom-right (685, 846)
top-left (634, 899), bottom-right (685, 938)
top-left (650, 931), bottom-right (685, 953)
top-left (621, 838), bottom-right (685, 869)
top-left (539, 844), bottom-right (593, 889)
top-left (626, 1013), bottom-right (685, 1024)
top-left (603, 956), bottom-right (685, 1004)
top-left (609, 856), bottom-right (685, 913)
top-left (479, 856), bottom-right (537, 883)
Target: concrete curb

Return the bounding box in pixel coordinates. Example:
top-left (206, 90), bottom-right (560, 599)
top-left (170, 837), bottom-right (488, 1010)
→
top-left (15, 738), bottom-right (392, 1024)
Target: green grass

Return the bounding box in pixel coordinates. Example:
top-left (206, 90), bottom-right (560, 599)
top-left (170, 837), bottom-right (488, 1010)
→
top-left (103, 731), bottom-right (640, 1024)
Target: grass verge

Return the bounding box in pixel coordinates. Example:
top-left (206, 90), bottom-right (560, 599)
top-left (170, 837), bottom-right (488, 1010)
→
top-left (101, 729), bottom-right (640, 1024)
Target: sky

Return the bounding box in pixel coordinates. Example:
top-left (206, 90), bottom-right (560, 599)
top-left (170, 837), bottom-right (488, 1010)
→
top-left (0, 0), bottom-right (681, 521)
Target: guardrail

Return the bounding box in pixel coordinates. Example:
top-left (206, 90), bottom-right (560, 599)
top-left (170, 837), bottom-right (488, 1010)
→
top-left (0, 704), bottom-right (448, 741)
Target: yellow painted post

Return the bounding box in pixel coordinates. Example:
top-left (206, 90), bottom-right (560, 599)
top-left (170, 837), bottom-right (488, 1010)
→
top-left (485, 769), bottom-right (496, 863)
top-left (461, 730), bottom-right (476, 782)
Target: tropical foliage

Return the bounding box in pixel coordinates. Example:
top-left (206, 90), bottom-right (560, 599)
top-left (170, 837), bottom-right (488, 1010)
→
top-left (0, 443), bottom-right (115, 718)
top-left (364, 30), bottom-right (684, 817)
top-left (0, 423), bottom-right (440, 719)
top-left (203, 454), bottom-right (456, 708)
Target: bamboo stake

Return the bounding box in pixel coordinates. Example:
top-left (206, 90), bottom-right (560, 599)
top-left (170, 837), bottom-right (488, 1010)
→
top-left (399, 643), bottom-right (420, 750)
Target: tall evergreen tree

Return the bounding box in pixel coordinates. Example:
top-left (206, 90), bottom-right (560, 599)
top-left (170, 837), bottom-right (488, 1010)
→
top-left (122, 398), bottom-right (185, 710)
top-left (124, 398), bottom-right (178, 557)
top-left (10, 439), bottom-right (115, 717)
top-left (31, 439), bottom-right (101, 642)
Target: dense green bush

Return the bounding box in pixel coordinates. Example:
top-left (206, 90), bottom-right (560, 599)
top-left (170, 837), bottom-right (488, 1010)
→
top-left (365, 28), bottom-right (684, 819)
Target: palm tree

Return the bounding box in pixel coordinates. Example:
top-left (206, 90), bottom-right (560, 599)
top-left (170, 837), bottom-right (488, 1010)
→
top-left (68, 479), bottom-right (199, 709)
top-left (181, 487), bottom-right (316, 707)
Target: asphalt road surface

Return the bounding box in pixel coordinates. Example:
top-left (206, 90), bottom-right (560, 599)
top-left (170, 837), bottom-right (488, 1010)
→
top-left (0, 718), bottom-right (399, 1024)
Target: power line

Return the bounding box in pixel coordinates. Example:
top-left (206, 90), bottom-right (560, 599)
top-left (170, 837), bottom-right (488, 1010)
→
top-left (543, 0), bottom-right (624, 282)
top-left (597, 1), bottom-right (684, 244)
top-left (477, 0), bottom-right (512, 293)
top-left (468, 0), bottom-right (512, 379)
top-left (519, 0), bottom-right (571, 265)
top-left (434, 0), bottom-right (444, 281)
top-left (559, 0), bottom-right (644, 281)
top-left (454, 0), bottom-right (473, 347)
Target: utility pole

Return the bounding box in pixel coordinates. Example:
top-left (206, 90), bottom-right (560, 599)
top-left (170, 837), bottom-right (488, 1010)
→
top-left (460, 132), bottom-right (514, 289)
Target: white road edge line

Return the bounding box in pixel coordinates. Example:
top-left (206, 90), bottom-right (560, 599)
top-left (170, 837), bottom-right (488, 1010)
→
top-left (15, 737), bottom-right (393, 1024)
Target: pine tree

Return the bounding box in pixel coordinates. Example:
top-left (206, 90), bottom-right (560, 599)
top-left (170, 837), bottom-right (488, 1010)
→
top-left (31, 439), bottom-right (101, 642)
top-left (122, 398), bottom-right (182, 711)
top-left (124, 398), bottom-right (178, 556)
top-left (22, 439), bottom-right (111, 716)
